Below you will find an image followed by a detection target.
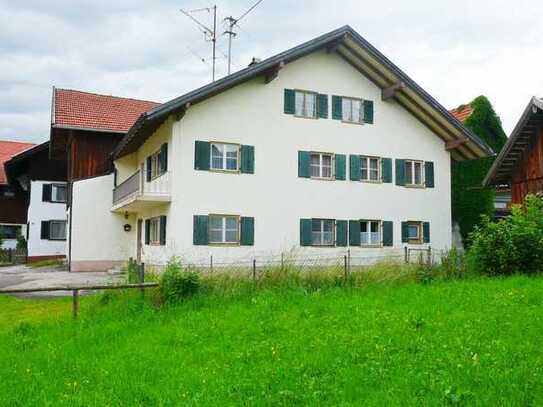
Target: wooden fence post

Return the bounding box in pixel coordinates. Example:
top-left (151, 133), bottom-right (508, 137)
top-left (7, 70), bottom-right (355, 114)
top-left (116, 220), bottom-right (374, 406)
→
top-left (210, 255), bottom-right (213, 273)
top-left (404, 246), bottom-right (408, 264)
top-left (72, 289), bottom-right (79, 319)
top-left (252, 259), bottom-right (256, 283)
top-left (139, 263), bottom-right (145, 299)
top-left (344, 255), bottom-right (348, 282)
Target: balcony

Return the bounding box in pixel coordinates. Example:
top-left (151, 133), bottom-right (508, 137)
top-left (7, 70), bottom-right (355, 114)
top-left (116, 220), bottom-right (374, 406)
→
top-left (112, 170), bottom-right (171, 213)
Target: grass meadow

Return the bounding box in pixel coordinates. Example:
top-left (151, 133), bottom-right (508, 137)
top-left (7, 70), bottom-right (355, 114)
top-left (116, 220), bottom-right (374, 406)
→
top-left (1, 268), bottom-right (542, 405)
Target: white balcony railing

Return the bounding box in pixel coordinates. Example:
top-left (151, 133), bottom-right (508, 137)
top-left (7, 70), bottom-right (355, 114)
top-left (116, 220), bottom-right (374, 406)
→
top-left (112, 170), bottom-right (171, 208)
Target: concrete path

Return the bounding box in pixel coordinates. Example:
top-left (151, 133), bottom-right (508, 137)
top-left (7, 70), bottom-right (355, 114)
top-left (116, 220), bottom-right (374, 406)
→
top-left (0, 264), bottom-right (124, 297)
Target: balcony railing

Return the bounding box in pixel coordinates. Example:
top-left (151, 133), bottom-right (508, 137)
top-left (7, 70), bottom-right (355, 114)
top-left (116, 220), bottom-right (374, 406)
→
top-left (113, 170), bottom-right (140, 205)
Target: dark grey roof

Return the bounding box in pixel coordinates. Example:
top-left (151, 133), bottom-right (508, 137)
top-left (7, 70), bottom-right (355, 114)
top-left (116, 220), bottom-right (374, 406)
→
top-left (113, 25), bottom-right (493, 160)
top-left (484, 97), bottom-right (543, 186)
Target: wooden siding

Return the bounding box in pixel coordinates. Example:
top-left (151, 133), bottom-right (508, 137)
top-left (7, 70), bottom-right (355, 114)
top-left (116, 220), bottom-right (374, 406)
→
top-left (0, 185), bottom-right (28, 224)
top-left (511, 127), bottom-right (543, 204)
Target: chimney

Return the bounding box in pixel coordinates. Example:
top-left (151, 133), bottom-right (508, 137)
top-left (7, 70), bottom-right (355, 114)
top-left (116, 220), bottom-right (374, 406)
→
top-left (248, 57), bottom-right (261, 67)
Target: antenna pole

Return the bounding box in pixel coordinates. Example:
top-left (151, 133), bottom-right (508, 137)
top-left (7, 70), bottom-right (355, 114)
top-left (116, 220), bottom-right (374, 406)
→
top-left (212, 5), bottom-right (217, 81)
top-left (224, 16), bottom-right (237, 75)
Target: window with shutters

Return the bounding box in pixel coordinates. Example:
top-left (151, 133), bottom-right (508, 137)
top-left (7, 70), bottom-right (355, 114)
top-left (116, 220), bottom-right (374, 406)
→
top-left (149, 150), bottom-right (163, 180)
top-left (360, 156), bottom-right (381, 182)
top-left (49, 221), bottom-right (67, 240)
top-left (295, 91), bottom-right (317, 118)
top-left (310, 152), bottom-right (334, 179)
top-left (360, 220), bottom-right (381, 246)
top-left (404, 160), bottom-right (424, 186)
top-left (311, 219), bottom-right (335, 246)
top-left (407, 221), bottom-right (423, 243)
top-left (149, 217), bottom-right (161, 245)
top-left (51, 184), bottom-right (67, 203)
top-left (209, 215), bottom-right (239, 244)
top-left (342, 97), bottom-right (363, 123)
top-left (210, 143), bottom-right (239, 171)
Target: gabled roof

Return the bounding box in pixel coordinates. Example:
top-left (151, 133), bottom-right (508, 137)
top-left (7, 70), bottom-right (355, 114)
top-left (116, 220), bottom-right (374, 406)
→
top-left (450, 104), bottom-right (474, 123)
top-left (52, 88), bottom-right (160, 133)
top-left (113, 25), bottom-right (493, 161)
top-left (484, 97), bottom-right (543, 186)
top-left (0, 140), bottom-right (35, 184)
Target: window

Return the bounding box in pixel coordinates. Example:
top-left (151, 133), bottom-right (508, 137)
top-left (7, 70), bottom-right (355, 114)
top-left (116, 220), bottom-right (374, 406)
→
top-left (405, 160), bottom-right (424, 186)
top-left (360, 156), bottom-right (381, 182)
top-left (295, 91), bottom-right (317, 118)
top-left (51, 184), bottom-right (67, 203)
top-left (149, 151), bottom-right (162, 180)
top-left (49, 221), bottom-right (67, 240)
top-left (342, 97), bottom-right (363, 123)
top-left (209, 215), bottom-right (239, 244)
top-left (2, 186), bottom-right (15, 198)
top-left (311, 219), bottom-right (335, 246)
top-left (407, 222), bottom-right (422, 242)
top-left (210, 143), bottom-right (239, 171)
top-left (0, 225), bottom-right (21, 239)
top-left (361, 220), bottom-right (381, 246)
top-left (149, 217), bottom-right (161, 245)
top-left (310, 152), bottom-right (333, 179)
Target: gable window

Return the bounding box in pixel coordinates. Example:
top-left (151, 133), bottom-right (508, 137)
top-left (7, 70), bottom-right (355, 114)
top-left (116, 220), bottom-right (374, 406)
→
top-left (51, 184), bottom-right (67, 203)
top-left (295, 91), bottom-right (317, 118)
top-left (342, 97), bottom-right (363, 123)
top-left (361, 220), bottom-right (381, 246)
top-left (209, 215), bottom-right (239, 244)
top-left (49, 221), bottom-right (67, 240)
top-left (311, 219), bottom-right (335, 246)
top-left (405, 160), bottom-right (424, 186)
top-left (310, 152), bottom-right (333, 179)
top-left (360, 156), bottom-right (381, 182)
top-left (211, 143), bottom-right (239, 171)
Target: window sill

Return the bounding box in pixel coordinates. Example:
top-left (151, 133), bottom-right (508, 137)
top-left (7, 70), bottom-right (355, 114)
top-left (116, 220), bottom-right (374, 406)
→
top-left (294, 114), bottom-right (318, 120)
top-left (360, 179), bottom-right (383, 184)
top-left (310, 176), bottom-right (335, 181)
top-left (360, 244), bottom-right (383, 248)
top-left (209, 169), bottom-right (240, 174)
top-left (208, 242), bottom-right (241, 247)
top-left (404, 184), bottom-right (425, 189)
top-left (310, 244), bottom-right (336, 248)
top-left (341, 120), bottom-right (364, 126)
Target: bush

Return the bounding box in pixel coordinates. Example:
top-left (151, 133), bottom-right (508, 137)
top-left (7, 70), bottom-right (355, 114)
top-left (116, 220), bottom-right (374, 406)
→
top-left (436, 247), bottom-right (469, 279)
top-left (159, 258), bottom-right (200, 304)
top-left (16, 235), bottom-right (27, 250)
top-left (467, 195), bottom-right (543, 276)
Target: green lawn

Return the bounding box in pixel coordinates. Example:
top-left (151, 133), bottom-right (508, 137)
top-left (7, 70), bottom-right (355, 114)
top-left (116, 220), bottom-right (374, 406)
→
top-left (1, 276), bottom-right (543, 405)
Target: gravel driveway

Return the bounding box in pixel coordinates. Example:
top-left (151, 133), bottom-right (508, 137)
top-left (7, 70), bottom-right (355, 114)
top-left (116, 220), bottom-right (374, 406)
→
top-left (0, 264), bottom-right (123, 297)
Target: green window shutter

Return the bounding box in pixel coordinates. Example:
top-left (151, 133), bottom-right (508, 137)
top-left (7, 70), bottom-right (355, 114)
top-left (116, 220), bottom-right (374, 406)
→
top-left (401, 222), bottom-right (409, 243)
top-left (425, 161), bottom-right (434, 188)
top-left (363, 100), bottom-right (374, 124)
top-left (298, 151), bottom-right (311, 178)
top-left (300, 219), bottom-right (312, 246)
top-left (193, 215), bottom-right (209, 245)
top-left (349, 220), bottom-right (361, 246)
top-left (423, 222), bottom-right (430, 243)
top-left (335, 154), bottom-right (346, 180)
top-left (145, 219), bottom-right (151, 245)
top-left (332, 95), bottom-right (343, 120)
top-left (284, 89), bottom-right (295, 114)
top-left (240, 217), bottom-right (255, 246)
top-left (349, 155), bottom-right (361, 181)
top-left (40, 221), bottom-right (50, 240)
top-left (159, 216), bottom-right (167, 246)
top-left (146, 157), bottom-right (152, 181)
top-left (194, 141), bottom-right (210, 171)
top-left (336, 220), bottom-right (348, 247)
top-left (381, 158), bottom-right (392, 183)
top-left (316, 94), bottom-right (328, 119)
top-left (240, 145), bottom-right (255, 174)
top-left (395, 159), bottom-right (405, 186)
top-left (160, 143), bottom-right (168, 173)
top-left (382, 221), bottom-right (393, 247)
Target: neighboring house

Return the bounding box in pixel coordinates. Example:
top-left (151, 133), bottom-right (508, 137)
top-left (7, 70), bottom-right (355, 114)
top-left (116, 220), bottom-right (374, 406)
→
top-left (67, 25), bottom-right (492, 271)
top-left (4, 142), bottom-right (68, 262)
top-left (484, 97), bottom-right (543, 204)
top-left (48, 88), bottom-right (159, 270)
top-left (0, 140), bottom-right (35, 249)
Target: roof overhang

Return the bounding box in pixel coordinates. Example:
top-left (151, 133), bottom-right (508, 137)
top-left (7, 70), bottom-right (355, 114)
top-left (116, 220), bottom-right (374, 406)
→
top-left (483, 97), bottom-right (543, 186)
top-left (113, 25), bottom-right (494, 161)
top-left (4, 141), bottom-right (49, 184)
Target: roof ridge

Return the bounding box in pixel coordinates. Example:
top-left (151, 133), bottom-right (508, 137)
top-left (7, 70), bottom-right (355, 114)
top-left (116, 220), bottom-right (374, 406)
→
top-left (55, 87), bottom-right (160, 105)
top-left (0, 139), bottom-right (36, 145)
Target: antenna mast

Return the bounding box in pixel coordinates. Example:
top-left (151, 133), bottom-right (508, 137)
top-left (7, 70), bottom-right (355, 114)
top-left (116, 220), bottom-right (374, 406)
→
top-left (180, 5), bottom-right (218, 81)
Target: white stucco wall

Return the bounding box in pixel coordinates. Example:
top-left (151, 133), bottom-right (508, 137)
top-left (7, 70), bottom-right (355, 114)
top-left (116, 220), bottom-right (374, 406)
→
top-left (27, 180), bottom-right (67, 258)
top-left (115, 50), bottom-right (452, 266)
top-left (70, 174), bottom-right (136, 271)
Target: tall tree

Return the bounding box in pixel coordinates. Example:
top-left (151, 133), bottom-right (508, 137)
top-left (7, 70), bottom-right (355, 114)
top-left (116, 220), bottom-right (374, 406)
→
top-left (451, 96), bottom-right (507, 244)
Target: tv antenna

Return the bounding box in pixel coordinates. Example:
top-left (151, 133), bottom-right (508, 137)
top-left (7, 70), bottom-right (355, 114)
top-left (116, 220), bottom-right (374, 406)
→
top-left (223, 0), bottom-right (265, 75)
top-left (180, 5), bottom-right (218, 81)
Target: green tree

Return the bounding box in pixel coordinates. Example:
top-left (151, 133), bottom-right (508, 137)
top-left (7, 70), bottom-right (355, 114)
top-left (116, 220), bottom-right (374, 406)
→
top-left (452, 96), bottom-right (508, 244)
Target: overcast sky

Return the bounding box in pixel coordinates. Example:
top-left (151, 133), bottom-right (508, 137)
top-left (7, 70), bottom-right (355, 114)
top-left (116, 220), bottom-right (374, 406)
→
top-left (1, 0), bottom-right (542, 144)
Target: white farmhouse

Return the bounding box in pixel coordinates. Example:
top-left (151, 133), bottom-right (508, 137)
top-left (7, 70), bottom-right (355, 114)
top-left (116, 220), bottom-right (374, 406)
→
top-left (68, 26), bottom-right (492, 271)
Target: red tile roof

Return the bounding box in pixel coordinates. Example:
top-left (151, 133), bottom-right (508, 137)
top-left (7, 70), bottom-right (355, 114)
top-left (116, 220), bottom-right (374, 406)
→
top-left (53, 88), bottom-right (160, 133)
top-left (0, 141), bottom-right (35, 184)
top-left (450, 104), bottom-right (474, 123)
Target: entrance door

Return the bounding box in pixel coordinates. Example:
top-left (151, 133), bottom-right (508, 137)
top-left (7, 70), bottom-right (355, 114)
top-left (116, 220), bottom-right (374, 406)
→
top-left (137, 219), bottom-right (143, 263)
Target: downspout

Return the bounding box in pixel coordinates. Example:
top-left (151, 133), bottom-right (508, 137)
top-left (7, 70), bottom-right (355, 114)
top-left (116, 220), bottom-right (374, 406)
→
top-left (68, 180), bottom-right (73, 272)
